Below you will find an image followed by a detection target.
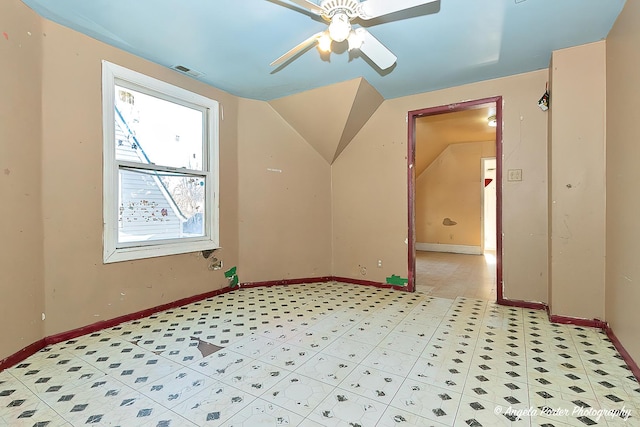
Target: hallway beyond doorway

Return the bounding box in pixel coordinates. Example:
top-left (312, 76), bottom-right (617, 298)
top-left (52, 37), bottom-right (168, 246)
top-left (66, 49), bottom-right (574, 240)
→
top-left (415, 250), bottom-right (497, 300)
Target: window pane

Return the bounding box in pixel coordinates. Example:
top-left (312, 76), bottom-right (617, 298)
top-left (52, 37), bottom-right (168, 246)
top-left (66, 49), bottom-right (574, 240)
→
top-left (118, 168), bottom-right (206, 244)
top-left (115, 85), bottom-right (204, 170)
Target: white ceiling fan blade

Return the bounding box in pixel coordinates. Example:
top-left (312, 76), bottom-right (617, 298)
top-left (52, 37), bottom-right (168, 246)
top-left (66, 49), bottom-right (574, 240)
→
top-left (285, 0), bottom-right (323, 15)
top-left (270, 32), bottom-right (325, 66)
top-left (356, 28), bottom-right (397, 70)
top-left (358, 0), bottom-right (438, 20)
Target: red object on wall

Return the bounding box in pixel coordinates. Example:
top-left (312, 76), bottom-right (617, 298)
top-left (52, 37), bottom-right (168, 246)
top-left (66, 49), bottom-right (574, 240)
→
top-left (485, 178), bottom-right (493, 187)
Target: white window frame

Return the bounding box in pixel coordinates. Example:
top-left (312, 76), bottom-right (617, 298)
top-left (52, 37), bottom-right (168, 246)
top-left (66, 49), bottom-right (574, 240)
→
top-left (102, 60), bottom-right (219, 263)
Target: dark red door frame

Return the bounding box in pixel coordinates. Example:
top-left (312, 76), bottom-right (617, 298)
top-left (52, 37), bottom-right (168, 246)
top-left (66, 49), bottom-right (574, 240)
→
top-left (407, 96), bottom-right (503, 302)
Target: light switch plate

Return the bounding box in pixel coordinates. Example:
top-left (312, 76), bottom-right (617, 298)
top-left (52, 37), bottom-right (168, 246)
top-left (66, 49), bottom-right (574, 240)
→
top-left (507, 169), bottom-right (522, 181)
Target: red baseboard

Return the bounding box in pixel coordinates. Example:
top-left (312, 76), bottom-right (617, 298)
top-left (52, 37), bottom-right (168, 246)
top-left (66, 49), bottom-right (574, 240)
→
top-left (548, 314), bottom-right (608, 329)
top-left (0, 285), bottom-right (234, 372)
top-left (606, 327), bottom-right (640, 383)
top-left (241, 276), bottom-right (333, 288)
top-left (497, 297), bottom-right (548, 311)
top-left (331, 276), bottom-right (406, 291)
top-left (498, 298), bottom-right (609, 329)
top-left (45, 286), bottom-right (234, 346)
top-left (241, 276), bottom-right (405, 292)
top-left (0, 339), bottom-right (47, 372)
top-left (498, 297), bottom-right (639, 381)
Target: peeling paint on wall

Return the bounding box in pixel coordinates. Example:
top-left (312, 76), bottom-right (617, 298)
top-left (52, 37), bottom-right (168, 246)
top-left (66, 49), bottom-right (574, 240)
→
top-left (442, 217), bottom-right (457, 226)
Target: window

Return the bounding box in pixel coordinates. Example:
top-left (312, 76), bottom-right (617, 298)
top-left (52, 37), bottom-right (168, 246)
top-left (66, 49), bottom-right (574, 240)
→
top-left (102, 61), bottom-right (219, 263)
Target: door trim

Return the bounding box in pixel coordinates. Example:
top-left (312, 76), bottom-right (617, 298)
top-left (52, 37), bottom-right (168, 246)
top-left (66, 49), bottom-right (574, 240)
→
top-left (407, 96), bottom-right (503, 302)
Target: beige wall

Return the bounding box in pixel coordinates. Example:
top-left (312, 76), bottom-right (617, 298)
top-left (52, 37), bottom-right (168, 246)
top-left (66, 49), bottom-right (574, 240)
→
top-left (606, 1), bottom-right (640, 363)
top-left (39, 18), bottom-right (240, 336)
top-left (10, 0), bottom-right (639, 365)
top-left (238, 98), bottom-right (332, 282)
top-left (333, 70), bottom-right (550, 301)
top-left (0, 0), bottom-right (45, 358)
top-left (416, 141), bottom-right (495, 246)
top-left (548, 42), bottom-right (606, 320)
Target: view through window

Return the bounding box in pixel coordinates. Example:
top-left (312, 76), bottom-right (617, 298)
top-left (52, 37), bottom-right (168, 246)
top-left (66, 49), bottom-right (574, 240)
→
top-left (102, 61), bottom-right (219, 263)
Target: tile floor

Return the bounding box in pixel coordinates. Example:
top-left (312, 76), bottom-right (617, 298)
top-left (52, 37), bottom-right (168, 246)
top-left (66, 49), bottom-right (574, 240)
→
top-left (415, 251), bottom-right (497, 300)
top-left (1, 282), bottom-right (639, 426)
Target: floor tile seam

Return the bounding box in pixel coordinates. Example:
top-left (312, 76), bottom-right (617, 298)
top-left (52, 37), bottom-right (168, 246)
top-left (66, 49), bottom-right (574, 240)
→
top-left (0, 373), bottom-right (52, 413)
top-left (3, 358), bottom-right (83, 383)
top-left (0, 370), bottom-right (34, 391)
top-left (300, 337), bottom-right (387, 370)
top-left (29, 373), bottom-right (144, 426)
top-left (385, 401), bottom-right (457, 426)
top-left (325, 383), bottom-right (397, 415)
top-left (76, 346), bottom-right (185, 375)
top-left (215, 363), bottom-right (295, 392)
top-left (175, 388), bottom-right (259, 426)
top-left (24, 396), bottom-right (79, 426)
top-left (408, 360), bottom-right (474, 392)
top-left (258, 375), bottom-right (339, 418)
top-left (344, 321), bottom-right (399, 345)
top-left (393, 376), bottom-right (467, 424)
top-left (145, 409), bottom-right (198, 427)
top-left (582, 373), bottom-right (636, 403)
top-left (3, 366), bottom-right (104, 399)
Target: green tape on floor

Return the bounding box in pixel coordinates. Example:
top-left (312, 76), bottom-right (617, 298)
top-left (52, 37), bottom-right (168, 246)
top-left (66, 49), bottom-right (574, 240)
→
top-left (386, 274), bottom-right (408, 286)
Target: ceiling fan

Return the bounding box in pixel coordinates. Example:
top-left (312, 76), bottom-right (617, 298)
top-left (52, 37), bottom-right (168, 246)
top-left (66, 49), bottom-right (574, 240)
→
top-left (271, 0), bottom-right (438, 70)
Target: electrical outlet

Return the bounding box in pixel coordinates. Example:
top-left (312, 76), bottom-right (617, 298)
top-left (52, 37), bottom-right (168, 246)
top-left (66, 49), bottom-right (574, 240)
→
top-left (377, 259), bottom-right (383, 268)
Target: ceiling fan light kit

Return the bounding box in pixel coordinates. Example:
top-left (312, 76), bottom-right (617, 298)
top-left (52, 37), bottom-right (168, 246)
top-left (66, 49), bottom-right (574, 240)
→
top-left (271, 0), bottom-right (437, 70)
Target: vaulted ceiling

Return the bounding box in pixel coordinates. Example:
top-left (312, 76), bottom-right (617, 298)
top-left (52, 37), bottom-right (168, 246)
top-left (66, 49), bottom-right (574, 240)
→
top-left (415, 106), bottom-right (497, 176)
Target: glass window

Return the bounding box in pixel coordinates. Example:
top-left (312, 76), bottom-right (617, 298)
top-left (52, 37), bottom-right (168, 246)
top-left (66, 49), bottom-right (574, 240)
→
top-left (102, 61), bottom-right (219, 263)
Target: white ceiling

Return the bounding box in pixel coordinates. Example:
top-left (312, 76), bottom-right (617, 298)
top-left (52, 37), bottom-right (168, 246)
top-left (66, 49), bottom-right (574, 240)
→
top-left (20, 0), bottom-right (626, 100)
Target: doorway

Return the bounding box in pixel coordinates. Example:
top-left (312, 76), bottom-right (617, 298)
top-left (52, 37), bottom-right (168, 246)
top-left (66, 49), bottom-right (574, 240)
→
top-left (482, 157), bottom-right (497, 253)
top-left (407, 97), bottom-right (503, 301)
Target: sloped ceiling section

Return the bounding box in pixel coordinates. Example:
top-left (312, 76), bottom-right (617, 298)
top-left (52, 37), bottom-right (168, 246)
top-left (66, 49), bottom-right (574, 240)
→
top-left (415, 106), bottom-right (496, 176)
top-left (269, 78), bottom-right (383, 164)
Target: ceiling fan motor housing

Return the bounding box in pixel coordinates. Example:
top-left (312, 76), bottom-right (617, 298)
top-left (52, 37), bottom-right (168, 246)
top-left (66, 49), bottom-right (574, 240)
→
top-left (320, 0), bottom-right (361, 20)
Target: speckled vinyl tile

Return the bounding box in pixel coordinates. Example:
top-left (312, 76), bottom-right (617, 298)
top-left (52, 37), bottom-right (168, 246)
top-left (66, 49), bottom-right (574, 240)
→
top-left (360, 346), bottom-right (420, 377)
top-left (455, 394), bottom-right (531, 426)
top-left (227, 335), bottom-right (279, 358)
top-left (306, 388), bottom-right (388, 426)
top-left (378, 333), bottom-right (430, 357)
top-left (187, 348), bottom-right (253, 380)
top-left (261, 342), bottom-right (317, 371)
top-left (219, 360), bottom-right (291, 397)
top-left (378, 405), bottom-right (451, 427)
top-left (286, 329), bottom-right (340, 352)
top-left (293, 352), bottom-right (357, 387)
top-left (338, 365), bottom-right (404, 405)
top-left (528, 385), bottom-right (613, 426)
top-left (463, 373), bottom-right (530, 408)
top-left (390, 380), bottom-right (463, 425)
top-left (2, 281), bottom-right (639, 427)
top-left (140, 367), bottom-right (213, 409)
top-left (321, 337), bottom-right (375, 363)
top-left (0, 398), bottom-right (69, 427)
top-left (261, 372), bottom-right (335, 417)
top-left (223, 399), bottom-right (306, 426)
top-left (171, 382), bottom-right (254, 426)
